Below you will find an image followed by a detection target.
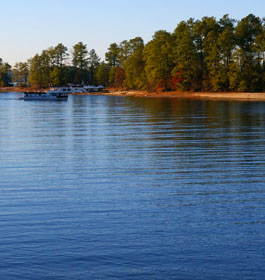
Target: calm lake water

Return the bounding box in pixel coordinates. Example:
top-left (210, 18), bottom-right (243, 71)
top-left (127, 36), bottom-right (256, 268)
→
top-left (1, 92), bottom-right (265, 279)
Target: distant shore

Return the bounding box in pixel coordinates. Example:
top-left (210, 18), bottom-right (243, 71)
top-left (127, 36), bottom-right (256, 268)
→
top-left (1, 87), bottom-right (265, 102)
top-left (73, 88), bottom-right (265, 102)
top-left (100, 89), bottom-right (265, 102)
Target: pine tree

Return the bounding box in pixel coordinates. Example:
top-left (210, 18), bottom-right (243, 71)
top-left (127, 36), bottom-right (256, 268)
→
top-left (143, 30), bottom-right (174, 91)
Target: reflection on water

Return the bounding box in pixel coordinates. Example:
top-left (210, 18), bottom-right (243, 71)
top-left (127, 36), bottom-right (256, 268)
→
top-left (0, 92), bottom-right (265, 279)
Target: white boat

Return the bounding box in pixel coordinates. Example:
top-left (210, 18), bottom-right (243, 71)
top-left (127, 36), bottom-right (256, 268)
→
top-left (68, 86), bottom-right (86, 93)
top-left (23, 85), bottom-right (105, 100)
top-left (54, 85), bottom-right (105, 93)
top-left (67, 84), bottom-right (105, 93)
top-left (83, 85), bottom-right (105, 92)
top-left (24, 88), bottom-right (68, 100)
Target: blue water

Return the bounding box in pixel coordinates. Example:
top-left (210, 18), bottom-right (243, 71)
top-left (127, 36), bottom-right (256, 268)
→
top-left (1, 92), bottom-right (265, 279)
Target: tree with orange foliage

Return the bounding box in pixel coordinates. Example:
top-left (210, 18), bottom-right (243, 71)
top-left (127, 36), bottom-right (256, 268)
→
top-left (114, 67), bottom-right (125, 88)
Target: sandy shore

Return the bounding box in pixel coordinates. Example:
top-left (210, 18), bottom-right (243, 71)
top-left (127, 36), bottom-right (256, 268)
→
top-left (89, 89), bottom-right (265, 102)
top-left (1, 87), bottom-right (265, 102)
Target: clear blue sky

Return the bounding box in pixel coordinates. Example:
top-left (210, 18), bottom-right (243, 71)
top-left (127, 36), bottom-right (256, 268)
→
top-left (1, 0), bottom-right (264, 65)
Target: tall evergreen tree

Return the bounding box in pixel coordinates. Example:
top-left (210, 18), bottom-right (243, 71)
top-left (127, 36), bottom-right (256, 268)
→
top-left (28, 51), bottom-right (51, 88)
top-left (0, 61), bottom-right (11, 87)
top-left (230, 14), bottom-right (264, 91)
top-left (123, 37), bottom-right (146, 89)
top-left (54, 43), bottom-right (68, 67)
top-left (172, 19), bottom-right (198, 91)
top-left (88, 49), bottom-right (100, 84)
top-left (72, 42), bottom-right (89, 83)
top-left (95, 62), bottom-right (110, 86)
top-left (216, 15), bottom-right (236, 91)
top-left (72, 42), bottom-right (89, 70)
top-left (12, 62), bottom-right (29, 87)
top-left (105, 43), bottom-right (120, 67)
top-left (143, 30), bottom-right (174, 91)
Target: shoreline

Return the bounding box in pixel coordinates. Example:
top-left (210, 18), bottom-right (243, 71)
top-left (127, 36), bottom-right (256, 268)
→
top-left (77, 89), bottom-right (265, 102)
top-left (1, 87), bottom-right (265, 102)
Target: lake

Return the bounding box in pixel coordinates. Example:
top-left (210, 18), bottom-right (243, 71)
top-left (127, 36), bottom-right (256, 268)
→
top-left (1, 92), bottom-right (265, 279)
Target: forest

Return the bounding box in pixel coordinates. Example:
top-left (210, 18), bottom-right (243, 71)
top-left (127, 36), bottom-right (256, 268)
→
top-left (0, 14), bottom-right (264, 92)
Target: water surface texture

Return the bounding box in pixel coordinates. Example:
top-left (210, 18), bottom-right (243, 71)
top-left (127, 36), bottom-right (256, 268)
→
top-left (1, 92), bottom-right (265, 279)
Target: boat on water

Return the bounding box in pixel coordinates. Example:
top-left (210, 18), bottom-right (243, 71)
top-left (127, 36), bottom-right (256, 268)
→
top-left (83, 85), bottom-right (105, 93)
top-left (67, 85), bottom-right (105, 93)
top-left (23, 85), bottom-right (105, 100)
top-left (24, 88), bottom-right (68, 100)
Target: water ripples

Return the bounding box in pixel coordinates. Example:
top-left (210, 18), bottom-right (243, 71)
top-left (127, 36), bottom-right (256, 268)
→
top-left (1, 93), bottom-right (265, 279)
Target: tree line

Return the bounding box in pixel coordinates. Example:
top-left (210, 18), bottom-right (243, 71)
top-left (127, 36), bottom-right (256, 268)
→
top-left (1, 14), bottom-right (265, 92)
